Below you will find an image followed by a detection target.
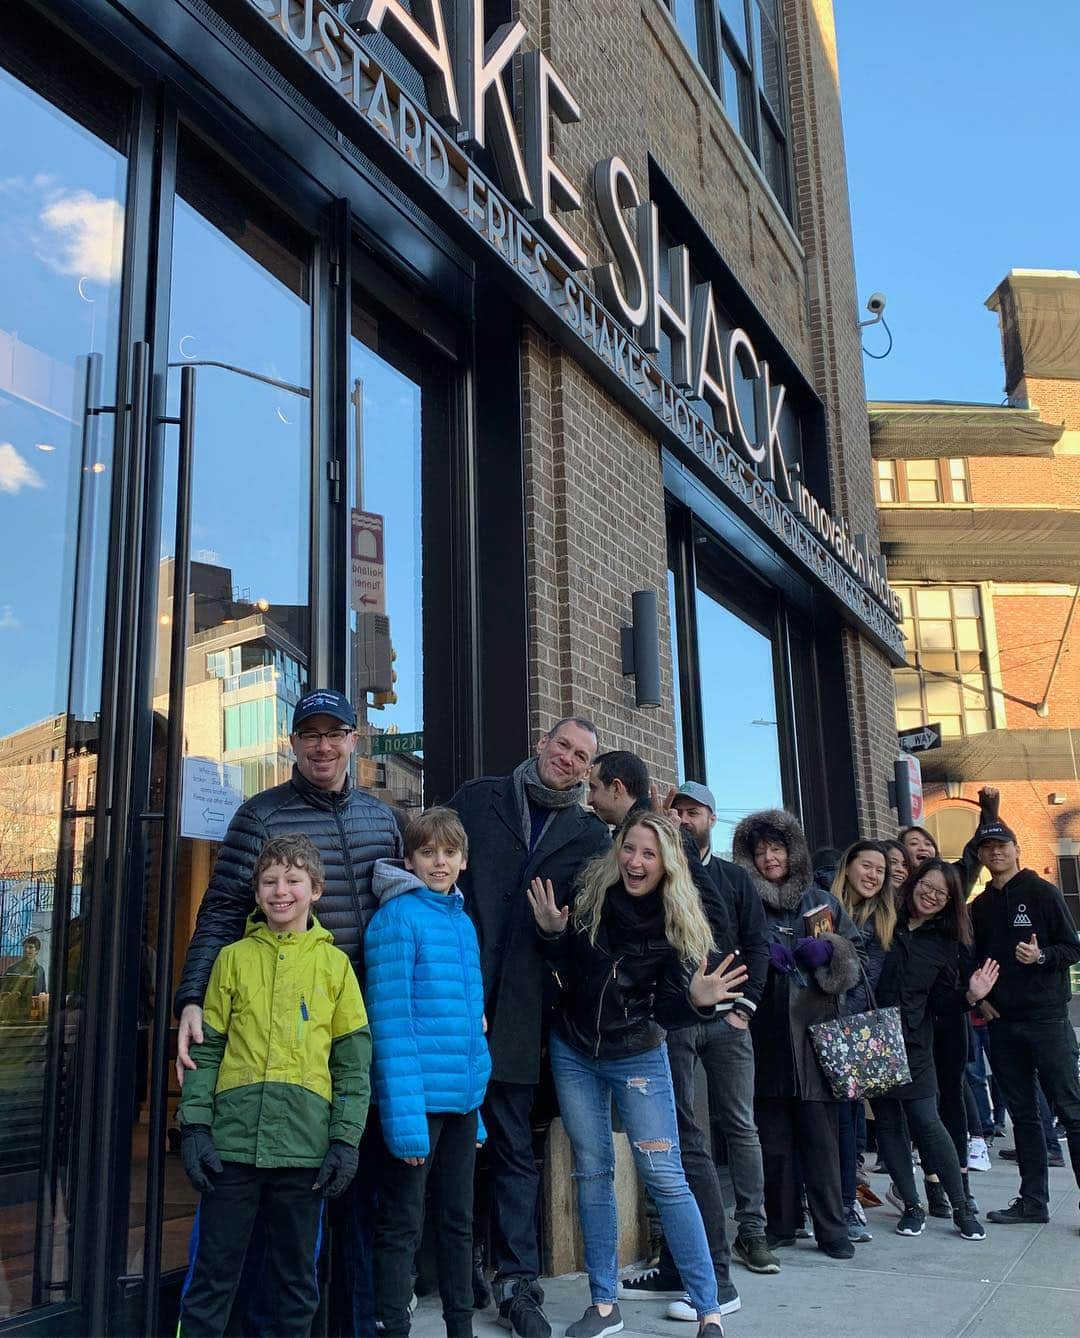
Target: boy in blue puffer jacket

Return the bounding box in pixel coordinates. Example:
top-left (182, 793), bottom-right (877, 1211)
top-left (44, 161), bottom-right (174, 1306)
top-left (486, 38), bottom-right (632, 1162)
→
top-left (366, 807), bottom-right (491, 1338)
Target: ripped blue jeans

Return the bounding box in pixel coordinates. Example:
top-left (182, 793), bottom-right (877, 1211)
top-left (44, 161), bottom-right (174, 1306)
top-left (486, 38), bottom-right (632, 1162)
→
top-left (550, 1031), bottom-right (719, 1317)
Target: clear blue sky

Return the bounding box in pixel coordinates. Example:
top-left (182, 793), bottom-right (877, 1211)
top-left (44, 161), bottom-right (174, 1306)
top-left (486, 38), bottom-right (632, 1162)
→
top-left (834, 0), bottom-right (1080, 405)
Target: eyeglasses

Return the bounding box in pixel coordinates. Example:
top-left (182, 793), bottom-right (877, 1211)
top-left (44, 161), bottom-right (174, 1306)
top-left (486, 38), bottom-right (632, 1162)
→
top-left (295, 727), bottom-right (353, 745)
top-left (915, 879), bottom-right (948, 902)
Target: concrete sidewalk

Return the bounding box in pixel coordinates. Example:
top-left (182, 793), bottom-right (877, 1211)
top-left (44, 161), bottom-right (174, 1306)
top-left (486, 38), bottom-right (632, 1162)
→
top-left (412, 1154), bottom-right (1079, 1338)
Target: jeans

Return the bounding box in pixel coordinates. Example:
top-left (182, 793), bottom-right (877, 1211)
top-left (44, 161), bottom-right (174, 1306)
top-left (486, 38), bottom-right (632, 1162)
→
top-left (837, 1101), bottom-right (860, 1208)
top-left (967, 1024), bottom-right (1006, 1134)
top-left (754, 1097), bottom-right (845, 1247)
top-left (988, 1017), bottom-right (1080, 1208)
top-left (374, 1111), bottom-right (477, 1338)
top-left (674, 1018), bottom-right (766, 1238)
top-left (550, 1033), bottom-right (719, 1318)
top-left (871, 1094), bottom-right (965, 1210)
top-left (482, 1080), bottom-right (543, 1282)
top-left (1037, 1081), bottom-right (1063, 1155)
top-left (178, 1163), bottom-right (324, 1337)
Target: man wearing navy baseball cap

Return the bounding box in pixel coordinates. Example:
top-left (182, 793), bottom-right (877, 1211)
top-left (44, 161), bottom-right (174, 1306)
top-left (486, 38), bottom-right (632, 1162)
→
top-left (174, 684), bottom-right (399, 1335)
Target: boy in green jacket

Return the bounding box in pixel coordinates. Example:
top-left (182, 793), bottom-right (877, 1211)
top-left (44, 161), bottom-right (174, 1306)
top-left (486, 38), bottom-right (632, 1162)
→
top-left (177, 834), bottom-right (371, 1337)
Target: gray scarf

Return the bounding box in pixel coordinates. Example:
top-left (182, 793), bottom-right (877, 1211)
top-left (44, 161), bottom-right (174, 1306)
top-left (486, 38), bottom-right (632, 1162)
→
top-left (512, 757), bottom-right (584, 849)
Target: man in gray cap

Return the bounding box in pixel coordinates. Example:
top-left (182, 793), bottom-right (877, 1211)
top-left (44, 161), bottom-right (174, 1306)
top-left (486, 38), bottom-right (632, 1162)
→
top-left (668, 783), bottom-right (775, 1280)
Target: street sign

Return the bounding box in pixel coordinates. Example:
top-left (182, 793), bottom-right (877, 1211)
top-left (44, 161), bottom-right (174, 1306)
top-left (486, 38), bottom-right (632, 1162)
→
top-left (351, 509), bottom-right (386, 614)
top-left (181, 757), bottom-right (244, 841)
top-left (891, 753), bottom-right (924, 826)
top-left (898, 722), bottom-right (942, 754)
top-left (370, 731), bottom-right (424, 756)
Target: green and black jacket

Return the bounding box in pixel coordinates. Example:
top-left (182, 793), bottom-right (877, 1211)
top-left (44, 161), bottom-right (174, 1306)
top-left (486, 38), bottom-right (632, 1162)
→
top-left (178, 914), bottom-right (370, 1167)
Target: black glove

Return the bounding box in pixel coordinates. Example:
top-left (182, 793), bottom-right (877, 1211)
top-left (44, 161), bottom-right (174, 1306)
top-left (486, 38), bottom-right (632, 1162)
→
top-left (181, 1124), bottom-right (223, 1195)
top-left (313, 1140), bottom-right (359, 1199)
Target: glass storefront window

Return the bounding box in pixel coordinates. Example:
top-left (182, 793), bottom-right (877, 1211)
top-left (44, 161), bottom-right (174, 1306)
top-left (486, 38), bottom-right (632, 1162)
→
top-left (347, 285), bottom-right (425, 814)
top-left (0, 12), bottom-right (129, 1315)
top-left (694, 559), bottom-right (784, 855)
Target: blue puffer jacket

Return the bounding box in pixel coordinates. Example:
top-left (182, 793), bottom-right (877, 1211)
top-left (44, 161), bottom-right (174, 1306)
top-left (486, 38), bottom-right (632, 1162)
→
top-left (364, 860), bottom-right (491, 1158)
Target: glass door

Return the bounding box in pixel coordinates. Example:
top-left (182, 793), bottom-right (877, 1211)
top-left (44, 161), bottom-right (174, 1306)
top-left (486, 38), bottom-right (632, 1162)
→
top-left (125, 123), bottom-right (319, 1331)
top-left (0, 1), bottom-right (136, 1321)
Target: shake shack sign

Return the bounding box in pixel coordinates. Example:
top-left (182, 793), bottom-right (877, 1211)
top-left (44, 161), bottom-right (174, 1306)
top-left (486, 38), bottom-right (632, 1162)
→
top-left (242, 0), bottom-right (905, 660)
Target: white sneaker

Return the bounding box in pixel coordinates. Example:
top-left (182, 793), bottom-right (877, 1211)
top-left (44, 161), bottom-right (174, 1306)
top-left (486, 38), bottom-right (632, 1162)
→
top-left (665, 1294), bottom-right (741, 1321)
top-left (968, 1137), bottom-right (991, 1172)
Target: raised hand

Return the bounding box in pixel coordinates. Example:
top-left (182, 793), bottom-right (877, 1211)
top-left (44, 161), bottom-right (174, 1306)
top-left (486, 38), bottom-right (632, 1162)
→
top-left (527, 877), bottom-right (569, 935)
top-left (690, 953), bottom-right (749, 1008)
top-left (1015, 933), bottom-right (1041, 965)
top-left (967, 958), bottom-right (1000, 1002)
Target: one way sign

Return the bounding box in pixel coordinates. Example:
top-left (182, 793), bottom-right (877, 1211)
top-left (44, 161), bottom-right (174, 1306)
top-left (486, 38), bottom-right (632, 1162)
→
top-left (898, 722), bottom-right (942, 753)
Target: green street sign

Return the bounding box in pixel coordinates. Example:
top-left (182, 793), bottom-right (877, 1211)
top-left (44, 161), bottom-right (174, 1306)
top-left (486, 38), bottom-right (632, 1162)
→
top-left (370, 731), bottom-right (424, 756)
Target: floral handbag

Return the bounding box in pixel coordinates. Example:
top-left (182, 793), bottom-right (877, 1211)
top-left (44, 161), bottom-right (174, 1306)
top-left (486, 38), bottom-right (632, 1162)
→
top-left (808, 964), bottom-right (910, 1101)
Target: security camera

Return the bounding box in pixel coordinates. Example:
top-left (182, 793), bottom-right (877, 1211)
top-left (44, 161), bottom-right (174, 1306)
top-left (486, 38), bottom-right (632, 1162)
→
top-left (866, 292), bottom-right (887, 316)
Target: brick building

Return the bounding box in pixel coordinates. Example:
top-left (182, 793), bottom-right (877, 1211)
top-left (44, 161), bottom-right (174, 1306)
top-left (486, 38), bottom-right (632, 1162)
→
top-left (0, 1), bottom-right (899, 1328)
top-left (872, 269), bottom-right (1080, 930)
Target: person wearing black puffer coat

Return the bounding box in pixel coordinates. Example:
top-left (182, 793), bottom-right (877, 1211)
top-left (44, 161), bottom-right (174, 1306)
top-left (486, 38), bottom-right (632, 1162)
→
top-left (868, 859), bottom-right (999, 1244)
top-left (173, 688), bottom-right (401, 1338)
top-left (730, 809), bottom-right (863, 1261)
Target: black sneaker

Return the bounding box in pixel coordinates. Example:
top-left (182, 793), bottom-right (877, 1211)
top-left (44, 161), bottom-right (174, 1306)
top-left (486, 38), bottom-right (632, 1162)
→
top-left (896, 1205), bottom-right (926, 1236)
top-left (953, 1207), bottom-right (986, 1241)
top-left (986, 1197), bottom-right (1050, 1225)
top-left (925, 1179), bottom-right (951, 1219)
top-left (497, 1280), bottom-right (551, 1338)
top-left (998, 1147), bottom-right (1019, 1161)
top-left (733, 1233), bottom-right (780, 1274)
top-left (1048, 1148), bottom-right (1066, 1168)
top-left (565, 1306), bottom-right (623, 1338)
top-left (616, 1266), bottom-right (683, 1299)
top-left (698, 1323), bottom-right (724, 1338)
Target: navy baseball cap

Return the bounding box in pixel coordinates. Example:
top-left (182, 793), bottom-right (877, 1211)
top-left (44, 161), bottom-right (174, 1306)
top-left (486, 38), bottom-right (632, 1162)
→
top-left (974, 819), bottom-right (1017, 847)
top-left (672, 781), bottom-right (716, 813)
top-left (292, 689), bottom-right (357, 732)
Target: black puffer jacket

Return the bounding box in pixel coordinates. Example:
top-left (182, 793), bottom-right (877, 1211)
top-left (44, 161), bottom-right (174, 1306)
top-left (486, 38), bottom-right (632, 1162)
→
top-left (732, 809), bottom-right (863, 1102)
top-left (174, 767), bottom-right (401, 1014)
top-left (539, 884), bottom-right (710, 1060)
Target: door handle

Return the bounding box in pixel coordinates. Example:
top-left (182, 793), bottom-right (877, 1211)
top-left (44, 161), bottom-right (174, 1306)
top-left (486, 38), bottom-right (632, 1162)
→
top-left (142, 362), bottom-right (196, 1337)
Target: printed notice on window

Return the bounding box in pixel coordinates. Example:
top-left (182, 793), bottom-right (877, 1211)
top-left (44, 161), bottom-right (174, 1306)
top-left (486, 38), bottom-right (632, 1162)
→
top-left (181, 757), bottom-right (244, 842)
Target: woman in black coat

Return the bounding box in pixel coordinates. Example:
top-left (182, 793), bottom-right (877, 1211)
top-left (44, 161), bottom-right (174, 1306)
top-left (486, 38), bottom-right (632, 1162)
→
top-left (731, 809), bottom-right (863, 1260)
top-left (869, 859), bottom-right (998, 1242)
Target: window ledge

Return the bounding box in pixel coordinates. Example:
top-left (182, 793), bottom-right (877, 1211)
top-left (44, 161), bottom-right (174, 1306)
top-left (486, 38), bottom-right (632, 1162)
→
top-left (644, 0), bottom-right (804, 260)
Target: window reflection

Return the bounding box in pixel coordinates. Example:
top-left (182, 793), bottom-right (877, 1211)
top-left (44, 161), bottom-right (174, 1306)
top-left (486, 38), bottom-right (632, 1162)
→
top-left (131, 132), bottom-right (314, 1279)
top-left (348, 291), bottom-right (425, 813)
top-left (0, 15), bottom-right (128, 1316)
top-left (695, 565), bottom-right (784, 854)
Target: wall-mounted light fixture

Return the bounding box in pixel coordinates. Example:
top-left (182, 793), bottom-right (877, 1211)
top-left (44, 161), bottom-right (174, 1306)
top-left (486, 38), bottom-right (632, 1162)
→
top-left (620, 590), bottom-right (661, 709)
top-left (1049, 792), bottom-right (1067, 806)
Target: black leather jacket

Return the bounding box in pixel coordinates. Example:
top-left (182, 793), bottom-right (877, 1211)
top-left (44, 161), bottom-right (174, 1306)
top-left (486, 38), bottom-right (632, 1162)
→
top-left (174, 766), bottom-right (401, 1014)
top-left (539, 888), bottom-right (710, 1060)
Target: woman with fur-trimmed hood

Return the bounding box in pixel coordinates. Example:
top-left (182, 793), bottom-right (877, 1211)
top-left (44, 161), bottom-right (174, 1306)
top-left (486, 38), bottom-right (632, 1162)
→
top-left (731, 808), bottom-right (864, 1259)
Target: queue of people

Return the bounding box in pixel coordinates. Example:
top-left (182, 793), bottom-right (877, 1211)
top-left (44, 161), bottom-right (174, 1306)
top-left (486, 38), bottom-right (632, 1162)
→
top-left (169, 690), bottom-right (1080, 1338)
